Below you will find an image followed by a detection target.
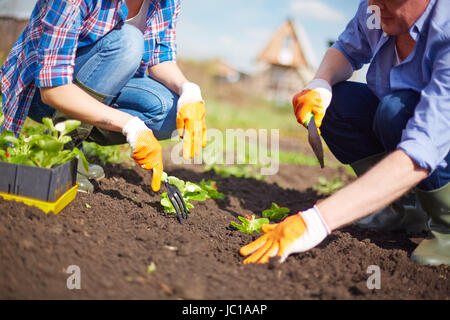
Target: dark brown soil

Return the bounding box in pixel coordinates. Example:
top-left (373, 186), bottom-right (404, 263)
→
top-left (0, 153), bottom-right (449, 300)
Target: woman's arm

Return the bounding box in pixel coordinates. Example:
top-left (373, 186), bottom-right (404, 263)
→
top-left (148, 61), bottom-right (188, 94)
top-left (40, 84), bottom-right (133, 132)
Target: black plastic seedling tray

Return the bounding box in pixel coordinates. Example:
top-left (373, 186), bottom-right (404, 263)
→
top-left (0, 158), bottom-right (77, 202)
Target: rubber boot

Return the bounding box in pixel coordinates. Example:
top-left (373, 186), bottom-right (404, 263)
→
top-left (351, 153), bottom-right (429, 233)
top-left (76, 173), bottom-right (94, 193)
top-left (411, 183), bottom-right (450, 266)
top-left (77, 158), bottom-right (105, 181)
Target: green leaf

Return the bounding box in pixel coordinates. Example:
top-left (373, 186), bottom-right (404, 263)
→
top-left (58, 120), bottom-right (81, 137)
top-left (42, 118), bottom-right (56, 135)
top-left (71, 147), bottom-right (89, 172)
top-left (2, 135), bottom-right (19, 145)
top-left (231, 214), bottom-right (270, 234)
top-left (198, 179), bottom-right (225, 200)
top-left (185, 182), bottom-right (202, 193)
top-left (185, 192), bottom-right (208, 202)
top-left (147, 262), bottom-right (156, 274)
top-left (160, 194), bottom-right (176, 213)
top-left (10, 154), bottom-right (35, 166)
top-left (167, 176), bottom-right (185, 192)
top-left (262, 202), bottom-right (290, 221)
top-left (58, 135), bottom-right (72, 145)
top-left (41, 140), bottom-right (64, 152)
top-left (161, 171), bottom-right (168, 182)
top-left (0, 149), bottom-right (6, 161)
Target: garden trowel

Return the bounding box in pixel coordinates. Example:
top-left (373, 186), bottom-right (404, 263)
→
top-left (306, 113), bottom-right (324, 168)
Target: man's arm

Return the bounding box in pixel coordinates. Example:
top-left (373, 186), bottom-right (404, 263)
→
top-left (239, 149), bottom-right (429, 264)
top-left (314, 48), bottom-right (354, 86)
top-left (40, 84), bottom-right (133, 132)
top-left (317, 149), bottom-right (429, 230)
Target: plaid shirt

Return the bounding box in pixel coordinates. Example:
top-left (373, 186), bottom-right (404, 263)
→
top-left (1, 0), bottom-right (180, 135)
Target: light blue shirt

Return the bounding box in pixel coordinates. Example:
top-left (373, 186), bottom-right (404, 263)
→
top-left (332, 0), bottom-right (450, 173)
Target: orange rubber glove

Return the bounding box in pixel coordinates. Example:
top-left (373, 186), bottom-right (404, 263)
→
top-left (122, 117), bottom-right (163, 192)
top-left (239, 206), bottom-right (331, 264)
top-left (293, 79), bottom-right (332, 131)
top-left (176, 82), bottom-right (207, 160)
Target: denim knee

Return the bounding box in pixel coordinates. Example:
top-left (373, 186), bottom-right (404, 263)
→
top-left (98, 24), bottom-right (144, 74)
top-left (373, 90), bottom-right (420, 151)
top-left (113, 76), bottom-right (178, 140)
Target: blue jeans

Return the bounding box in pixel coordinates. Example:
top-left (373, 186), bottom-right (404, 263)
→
top-left (321, 81), bottom-right (449, 191)
top-left (28, 24), bottom-right (178, 143)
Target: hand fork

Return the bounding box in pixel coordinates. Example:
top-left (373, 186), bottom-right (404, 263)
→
top-left (164, 179), bottom-right (188, 223)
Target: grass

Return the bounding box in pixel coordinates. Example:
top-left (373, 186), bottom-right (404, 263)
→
top-left (278, 150), bottom-right (321, 166)
top-left (205, 98), bottom-right (305, 140)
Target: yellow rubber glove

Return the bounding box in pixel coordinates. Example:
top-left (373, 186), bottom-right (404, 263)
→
top-left (239, 207), bottom-right (331, 264)
top-left (176, 82), bottom-right (207, 159)
top-left (122, 117), bottom-right (163, 192)
top-left (293, 79), bottom-right (332, 131)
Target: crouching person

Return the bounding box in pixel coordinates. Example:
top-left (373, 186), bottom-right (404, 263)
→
top-left (0, 0), bottom-right (207, 193)
top-left (240, 0), bottom-right (449, 266)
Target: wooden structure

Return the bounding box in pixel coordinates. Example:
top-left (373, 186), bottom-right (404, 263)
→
top-left (209, 59), bottom-right (242, 83)
top-left (253, 20), bottom-right (315, 104)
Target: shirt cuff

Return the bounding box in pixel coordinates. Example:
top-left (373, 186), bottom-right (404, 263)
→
top-left (36, 47), bottom-right (76, 88)
top-left (397, 138), bottom-right (439, 173)
top-left (36, 64), bottom-right (74, 88)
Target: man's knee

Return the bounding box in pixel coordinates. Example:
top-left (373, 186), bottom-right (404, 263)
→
top-left (373, 90), bottom-right (420, 149)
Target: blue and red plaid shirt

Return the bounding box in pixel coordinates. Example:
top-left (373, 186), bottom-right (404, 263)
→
top-left (1, 0), bottom-right (180, 135)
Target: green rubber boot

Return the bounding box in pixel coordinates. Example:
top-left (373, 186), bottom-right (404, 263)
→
top-left (77, 159), bottom-right (105, 181)
top-left (76, 173), bottom-right (94, 193)
top-left (351, 153), bottom-right (429, 233)
top-left (411, 183), bottom-right (450, 266)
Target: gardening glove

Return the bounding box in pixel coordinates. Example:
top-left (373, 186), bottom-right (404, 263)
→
top-left (176, 82), bottom-right (207, 160)
top-left (239, 206), bottom-right (331, 264)
top-left (122, 117), bottom-right (163, 192)
top-left (292, 79), bottom-right (332, 133)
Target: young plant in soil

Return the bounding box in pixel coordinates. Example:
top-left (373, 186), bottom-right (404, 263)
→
top-left (312, 175), bottom-right (344, 195)
top-left (262, 202), bottom-right (290, 221)
top-left (159, 172), bottom-right (225, 214)
top-left (0, 117), bottom-right (88, 170)
top-left (231, 214), bottom-right (270, 235)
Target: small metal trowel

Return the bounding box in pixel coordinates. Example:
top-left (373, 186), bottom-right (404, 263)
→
top-left (306, 113), bottom-right (324, 168)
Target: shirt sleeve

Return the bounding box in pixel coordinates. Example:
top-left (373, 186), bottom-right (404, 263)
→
top-left (149, 0), bottom-right (180, 65)
top-left (35, 0), bottom-right (84, 88)
top-left (397, 43), bottom-right (450, 173)
top-left (331, 0), bottom-right (374, 71)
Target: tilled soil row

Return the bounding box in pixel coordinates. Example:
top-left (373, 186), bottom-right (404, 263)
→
top-left (0, 159), bottom-right (448, 299)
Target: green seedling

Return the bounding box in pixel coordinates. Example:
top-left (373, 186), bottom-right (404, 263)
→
top-left (231, 214), bottom-right (270, 235)
top-left (197, 179), bottom-right (226, 200)
top-left (147, 262), bottom-right (156, 274)
top-left (262, 202), bottom-right (290, 221)
top-left (0, 117), bottom-right (88, 170)
top-left (160, 173), bottom-right (225, 214)
top-left (312, 175), bottom-right (344, 195)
